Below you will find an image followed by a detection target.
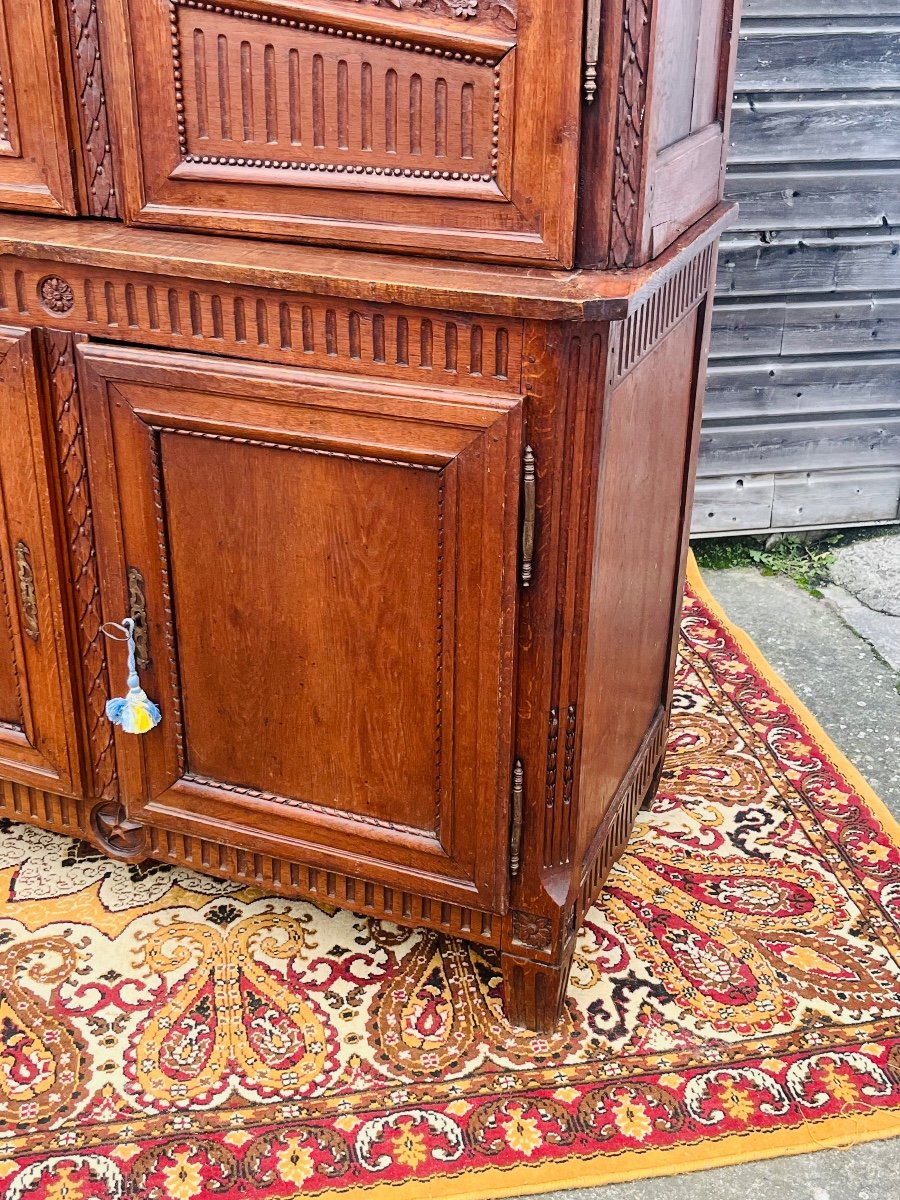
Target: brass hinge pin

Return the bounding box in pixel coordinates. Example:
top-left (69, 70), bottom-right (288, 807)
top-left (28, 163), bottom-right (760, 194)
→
top-left (584, 0), bottom-right (603, 103)
top-left (521, 445), bottom-right (536, 588)
top-left (510, 758), bottom-right (525, 876)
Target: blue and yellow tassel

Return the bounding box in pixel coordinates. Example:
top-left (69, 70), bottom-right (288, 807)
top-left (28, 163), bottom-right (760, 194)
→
top-left (102, 617), bottom-right (161, 735)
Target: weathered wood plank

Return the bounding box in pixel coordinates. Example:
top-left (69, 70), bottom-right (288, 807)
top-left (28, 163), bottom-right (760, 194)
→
top-left (729, 97), bottom-right (900, 164)
top-left (771, 467), bottom-right (900, 526)
top-left (705, 356), bottom-right (900, 419)
top-left (705, 362), bottom-right (900, 421)
top-left (691, 467), bottom-right (900, 534)
top-left (698, 415), bottom-right (900, 474)
top-left (735, 31), bottom-right (900, 93)
top-left (692, 474), bottom-right (775, 532)
top-left (711, 298), bottom-right (900, 358)
top-left (698, 3), bottom-right (900, 533)
top-left (745, 1), bottom-right (900, 13)
top-left (726, 169), bottom-right (900, 230)
top-left (716, 232), bottom-right (900, 295)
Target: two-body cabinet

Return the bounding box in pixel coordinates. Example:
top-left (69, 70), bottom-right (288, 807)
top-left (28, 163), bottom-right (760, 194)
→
top-left (0, 0), bottom-right (740, 1029)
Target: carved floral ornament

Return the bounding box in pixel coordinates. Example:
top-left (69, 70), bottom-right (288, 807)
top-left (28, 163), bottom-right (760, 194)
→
top-left (347, 0), bottom-right (517, 30)
top-left (39, 275), bottom-right (75, 314)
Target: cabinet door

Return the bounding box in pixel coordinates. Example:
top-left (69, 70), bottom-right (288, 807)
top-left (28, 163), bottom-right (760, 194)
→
top-left (105, 0), bottom-right (583, 265)
top-left (80, 344), bottom-right (522, 908)
top-left (0, 0), bottom-right (75, 213)
top-left (0, 327), bottom-right (80, 792)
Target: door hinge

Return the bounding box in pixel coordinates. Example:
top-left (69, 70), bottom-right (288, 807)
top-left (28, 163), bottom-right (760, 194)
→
top-left (510, 758), bottom-right (525, 876)
top-left (520, 445), bottom-right (536, 588)
top-left (584, 0), bottom-right (603, 103)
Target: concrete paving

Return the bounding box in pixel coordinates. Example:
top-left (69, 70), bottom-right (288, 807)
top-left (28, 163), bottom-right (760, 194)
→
top-left (831, 532), bottom-right (900, 618)
top-left (512, 562), bottom-right (900, 1200)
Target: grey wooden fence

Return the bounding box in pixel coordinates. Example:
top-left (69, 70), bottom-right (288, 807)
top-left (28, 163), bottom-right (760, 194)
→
top-left (693, 0), bottom-right (900, 535)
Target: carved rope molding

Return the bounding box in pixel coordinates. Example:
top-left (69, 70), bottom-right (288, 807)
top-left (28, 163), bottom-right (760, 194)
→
top-left (62, 0), bottom-right (119, 218)
top-left (45, 332), bottom-right (118, 800)
top-left (610, 0), bottom-right (651, 268)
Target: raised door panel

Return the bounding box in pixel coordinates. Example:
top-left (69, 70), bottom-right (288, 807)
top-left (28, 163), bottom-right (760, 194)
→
top-left (0, 327), bottom-right (80, 793)
top-left (642, 0), bottom-right (739, 258)
top-left (0, 0), bottom-right (75, 213)
top-left (105, 0), bottom-right (583, 265)
top-left (79, 344), bottom-right (522, 908)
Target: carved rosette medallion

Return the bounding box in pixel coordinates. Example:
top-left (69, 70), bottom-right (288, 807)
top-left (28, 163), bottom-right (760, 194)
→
top-left (511, 910), bottom-right (553, 951)
top-left (39, 276), bottom-right (75, 314)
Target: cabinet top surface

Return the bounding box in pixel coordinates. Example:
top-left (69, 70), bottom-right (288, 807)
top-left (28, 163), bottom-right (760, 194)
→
top-left (0, 204), bottom-right (735, 321)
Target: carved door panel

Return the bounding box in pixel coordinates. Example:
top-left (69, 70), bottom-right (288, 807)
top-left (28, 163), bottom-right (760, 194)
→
top-left (79, 343), bottom-right (522, 908)
top-left (0, 327), bottom-right (81, 793)
top-left (104, 0), bottom-right (583, 265)
top-left (0, 0), bottom-right (75, 213)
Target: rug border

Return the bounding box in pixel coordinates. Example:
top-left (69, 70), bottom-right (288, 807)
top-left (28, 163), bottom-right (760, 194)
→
top-left (684, 554), bottom-right (900, 849)
top-left (304, 554), bottom-right (900, 1200)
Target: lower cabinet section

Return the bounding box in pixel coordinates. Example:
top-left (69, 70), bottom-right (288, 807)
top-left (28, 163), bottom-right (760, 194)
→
top-left (78, 345), bottom-right (523, 911)
top-left (0, 215), bottom-right (724, 1029)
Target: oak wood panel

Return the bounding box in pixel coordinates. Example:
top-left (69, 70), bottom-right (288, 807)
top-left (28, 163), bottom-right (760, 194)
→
top-left (577, 309), bottom-right (701, 852)
top-left (0, 326), bottom-right (81, 793)
top-left (0, 0), bottom-right (75, 213)
top-left (103, 0), bottom-right (584, 265)
top-left (78, 343), bottom-right (522, 909)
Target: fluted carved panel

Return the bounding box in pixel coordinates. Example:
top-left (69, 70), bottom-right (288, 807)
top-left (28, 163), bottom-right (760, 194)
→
top-left (0, 260), bottom-right (521, 390)
top-left (149, 826), bottom-right (500, 947)
top-left (612, 242), bottom-right (713, 383)
top-left (171, 0), bottom-right (507, 193)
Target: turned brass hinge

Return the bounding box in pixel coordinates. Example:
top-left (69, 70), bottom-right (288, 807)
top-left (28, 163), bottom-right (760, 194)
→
top-left (510, 759), bottom-right (524, 876)
top-left (584, 0), bottom-right (603, 103)
top-left (520, 445), bottom-right (536, 588)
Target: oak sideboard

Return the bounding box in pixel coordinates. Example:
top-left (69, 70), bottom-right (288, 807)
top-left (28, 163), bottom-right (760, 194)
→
top-left (0, 0), bottom-right (740, 1029)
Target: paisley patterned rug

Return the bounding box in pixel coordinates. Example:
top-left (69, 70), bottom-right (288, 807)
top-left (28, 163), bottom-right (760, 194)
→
top-left (1, 562), bottom-right (899, 1200)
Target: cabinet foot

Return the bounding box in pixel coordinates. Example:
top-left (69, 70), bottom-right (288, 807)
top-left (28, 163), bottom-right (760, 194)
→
top-left (501, 944), bottom-right (576, 1033)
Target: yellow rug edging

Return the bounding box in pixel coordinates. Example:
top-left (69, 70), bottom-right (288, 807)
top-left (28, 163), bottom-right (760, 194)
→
top-left (304, 555), bottom-right (900, 1198)
top-left (308, 1107), bottom-right (900, 1200)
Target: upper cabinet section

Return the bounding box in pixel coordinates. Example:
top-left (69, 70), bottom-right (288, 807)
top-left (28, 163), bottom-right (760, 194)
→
top-left (0, 1), bottom-right (741, 269)
top-left (104, 0), bottom-right (585, 265)
top-left (0, 0), bottom-right (76, 214)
